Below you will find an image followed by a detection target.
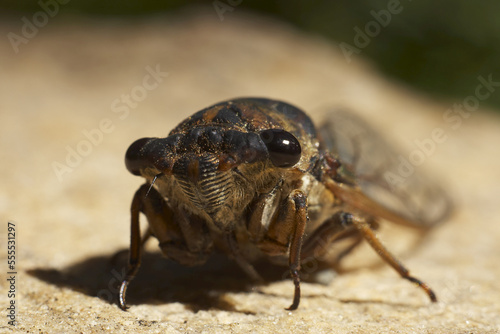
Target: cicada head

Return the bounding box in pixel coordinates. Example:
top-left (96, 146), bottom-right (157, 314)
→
top-left (124, 99), bottom-right (310, 231)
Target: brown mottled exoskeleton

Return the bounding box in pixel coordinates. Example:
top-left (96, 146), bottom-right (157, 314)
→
top-left (119, 98), bottom-right (451, 310)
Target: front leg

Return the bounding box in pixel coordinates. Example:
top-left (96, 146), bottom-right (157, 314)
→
top-left (256, 189), bottom-right (309, 310)
top-left (286, 190), bottom-right (308, 310)
top-left (119, 184), bottom-right (149, 310)
top-left (118, 184), bottom-right (213, 310)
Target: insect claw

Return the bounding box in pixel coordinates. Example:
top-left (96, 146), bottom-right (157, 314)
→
top-left (118, 280), bottom-right (130, 311)
top-left (405, 275), bottom-right (438, 303)
top-left (285, 269), bottom-right (301, 311)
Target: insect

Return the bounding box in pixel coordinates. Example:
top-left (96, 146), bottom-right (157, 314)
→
top-left (118, 98), bottom-right (451, 310)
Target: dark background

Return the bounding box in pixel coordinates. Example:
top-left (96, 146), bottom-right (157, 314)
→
top-left (3, 0), bottom-right (499, 110)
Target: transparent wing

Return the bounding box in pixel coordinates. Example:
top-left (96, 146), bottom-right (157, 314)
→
top-left (319, 110), bottom-right (452, 228)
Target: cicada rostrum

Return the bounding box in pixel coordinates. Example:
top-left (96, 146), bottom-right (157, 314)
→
top-left (119, 98), bottom-right (451, 310)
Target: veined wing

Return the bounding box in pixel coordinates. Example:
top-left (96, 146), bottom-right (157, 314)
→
top-left (319, 110), bottom-right (452, 228)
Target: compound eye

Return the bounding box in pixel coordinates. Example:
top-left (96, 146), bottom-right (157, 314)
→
top-left (125, 137), bottom-right (153, 175)
top-left (259, 129), bottom-right (301, 167)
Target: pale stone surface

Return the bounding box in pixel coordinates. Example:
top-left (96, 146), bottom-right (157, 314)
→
top-left (1, 8), bottom-right (499, 334)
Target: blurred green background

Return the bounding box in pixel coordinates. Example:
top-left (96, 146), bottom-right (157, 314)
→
top-left (3, 0), bottom-right (499, 110)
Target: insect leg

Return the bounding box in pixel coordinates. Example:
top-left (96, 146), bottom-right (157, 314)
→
top-left (246, 179), bottom-right (283, 242)
top-left (286, 190), bottom-right (308, 311)
top-left (119, 184), bottom-right (149, 310)
top-left (253, 188), bottom-right (308, 310)
top-left (301, 212), bottom-right (356, 261)
top-left (347, 213), bottom-right (437, 302)
top-left (110, 227), bottom-right (151, 266)
top-left (334, 219), bottom-right (379, 264)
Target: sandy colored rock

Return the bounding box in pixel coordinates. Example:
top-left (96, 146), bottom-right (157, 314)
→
top-left (1, 8), bottom-right (499, 334)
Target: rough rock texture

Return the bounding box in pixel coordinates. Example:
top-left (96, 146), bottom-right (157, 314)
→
top-left (1, 8), bottom-right (499, 334)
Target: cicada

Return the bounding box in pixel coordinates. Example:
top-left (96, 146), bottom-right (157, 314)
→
top-left (119, 98), bottom-right (451, 310)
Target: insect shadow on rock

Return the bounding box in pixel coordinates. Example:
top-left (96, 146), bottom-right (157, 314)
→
top-left (118, 98), bottom-right (452, 311)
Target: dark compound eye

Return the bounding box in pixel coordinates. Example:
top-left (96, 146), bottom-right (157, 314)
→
top-left (259, 129), bottom-right (301, 167)
top-left (125, 137), bottom-right (154, 176)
